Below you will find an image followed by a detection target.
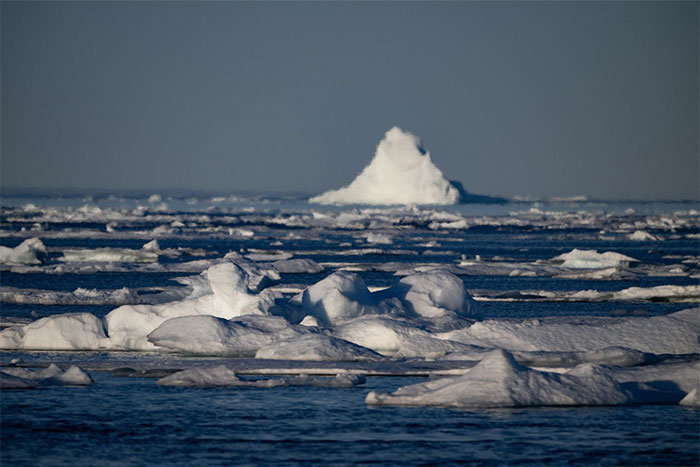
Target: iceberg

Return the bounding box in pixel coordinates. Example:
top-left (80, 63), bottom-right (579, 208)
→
top-left (310, 127), bottom-right (503, 206)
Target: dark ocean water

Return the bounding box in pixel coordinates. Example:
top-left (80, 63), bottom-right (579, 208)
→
top-left (2, 373), bottom-right (699, 466)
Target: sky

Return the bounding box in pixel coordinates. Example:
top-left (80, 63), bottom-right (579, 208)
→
top-left (2, 1), bottom-right (698, 201)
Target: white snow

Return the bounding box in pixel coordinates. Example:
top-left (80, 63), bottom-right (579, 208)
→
top-left (310, 127), bottom-right (462, 206)
top-left (552, 249), bottom-right (638, 269)
top-left (300, 271), bottom-right (395, 326)
top-left (379, 270), bottom-right (480, 319)
top-left (0, 313), bottom-right (111, 351)
top-left (106, 262), bottom-right (275, 350)
top-left (0, 238), bottom-right (47, 265)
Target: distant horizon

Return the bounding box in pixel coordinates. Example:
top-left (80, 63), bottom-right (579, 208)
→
top-left (1, 185), bottom-right (698, 204)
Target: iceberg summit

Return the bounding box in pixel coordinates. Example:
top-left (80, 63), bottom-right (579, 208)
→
top-left (310, 127), bottom-right (503, 206)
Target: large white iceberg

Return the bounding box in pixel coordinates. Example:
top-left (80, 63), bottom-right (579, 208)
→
top-left (310, 127), bottom-right (463, 206)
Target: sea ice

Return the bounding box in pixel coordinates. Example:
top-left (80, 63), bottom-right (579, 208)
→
top-left (438, 308), bottom-right (699, 354)
top-left (366, 350), bottom-right (672, 408)
top-left (552, 249), bottom-right (638, 269)
top-left (106, 262), bottom-right (275, 350)
top-left (0, 238), bottom-right (47, 265)
top-left (310, 127), bottom-right (462, 206)
top-left (378, 270), bottom-right (480, 319)
top-left (255, 334), bottom-right (384, 361)
top-left (0, 313), bottom-right (111, 351)
top-left (1, 364), bottom-right (94, 387)
top-left (147, 314), bottom-right (309, 356)
top-left (60, 244), bottom-right (159, 263)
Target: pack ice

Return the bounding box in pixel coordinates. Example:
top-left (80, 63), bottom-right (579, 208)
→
top-left (310, 127), bottom-right (463, 205)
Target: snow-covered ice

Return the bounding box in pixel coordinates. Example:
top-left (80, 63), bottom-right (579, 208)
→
top-left (366, 350), bottom-right (682, 408)
top-left (255, 334), bottom-right (384, 362)
top-left (0, 238), bottom-right (47, 265)
top-left (552, 249), bottom-right (638, 269)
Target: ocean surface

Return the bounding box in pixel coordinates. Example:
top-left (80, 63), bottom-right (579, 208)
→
top-left (1, 192), bottom-right (698, 465)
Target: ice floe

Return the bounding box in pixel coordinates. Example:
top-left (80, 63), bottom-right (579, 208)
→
top-left (255, 334), bottom-right (384, 362)
top-left (552, 249), bottom-right (638, 269)
top-left (0, 363), bottom-right (94, 389)
top-left (0, 238), bottom-right (47, 265)
top-left (366, 350), bottom-right (683, 408)
top-left (438, 308), bottom-right (699, 354)
top-left (156, 364), bottom-right (366, 388)
top-left (0, 313), bottom-right (111, 351)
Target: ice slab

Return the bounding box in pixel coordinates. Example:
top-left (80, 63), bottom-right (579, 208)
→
top-left (255, 334), bottom-right (384, 362)
top-left (0, 238), bottom-right (47, 265)
top-left (0, 313), bottom-right (111, 351)
top-left (366, 350), bottom-right (680, 408)
top-left (1, 363), bottom-right (94, 388)
top-left (156, 364), bottom-right (366, 388)
top-left (148, 314), bottom-right (310, 357)
top-left (552, 249), bottom-right (638, 269)
top-left (439, 308), bottom-right (699, 354)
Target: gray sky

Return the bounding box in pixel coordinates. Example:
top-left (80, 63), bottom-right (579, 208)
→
top-left (2, 1), bottom-right (698, 200)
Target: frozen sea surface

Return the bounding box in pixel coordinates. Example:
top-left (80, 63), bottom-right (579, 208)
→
top-left (1, 191), bottom-right (699, 465)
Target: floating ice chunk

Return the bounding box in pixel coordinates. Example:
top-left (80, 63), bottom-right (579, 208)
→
top-left (439, 308), bottom-right (699, 354)
top-left (272, 258), bottom-right (324, 274)
top-left (333, 315), bottom-right (426, 356)
top-left (380, 270), bottom-right (480, 319)
top-left (628, 230), bottom-right (659, 241)
top-left (0, 238), bottom-right (47, 265)
top-left (0, 286), bottom-right (138, 306)
top-left (147, 314), bottom-right (308, 356)
top-left (366, 350), bottom-right (654, 408)
top-left (287, 373), bottom-right (366, 387)
top-left (511, 347), bottom-right (656, 368)
top-left (3, 364), bottom-right (95, 386)
top-left (301, 272), bottom-right (397, 326)
top-left (310, 127), bottom-right (462, 206)
top-left (365, 233), bottom-right (393, 244)
top-left (0, 313), bottom-right (111, 351)
top-left (106, 262), bottom-right (275, 350)
top-left (142, 239), bottom-right (160, 251)
top-left (157, 365), bottom-right (286, 388)
top-left (680, 388), bottom-right (699, 407)
top-left (60, 247), bottom-right (158, 263)
top-left (255, 334), bottom-right (383, 361)
top-left (552, 249), bottom-right (638, 269)
top-left (613, 285), bottom-right (700, 302)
